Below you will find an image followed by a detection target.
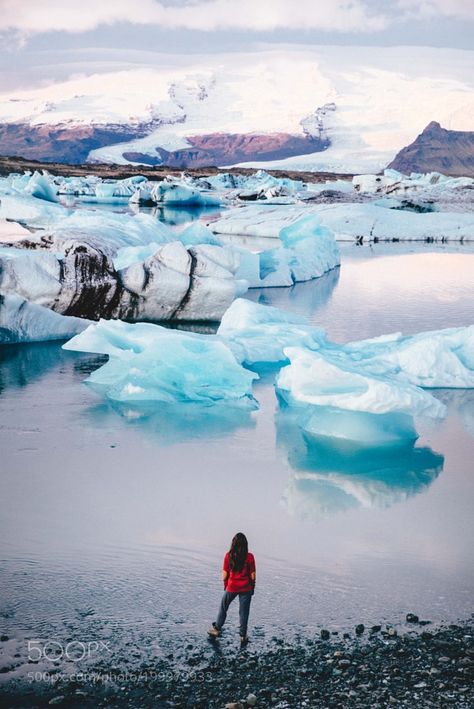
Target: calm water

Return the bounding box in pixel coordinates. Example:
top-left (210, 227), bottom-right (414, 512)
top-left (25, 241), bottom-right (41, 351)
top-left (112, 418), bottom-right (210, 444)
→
top-left (1, 244), bottom-right (474, 676)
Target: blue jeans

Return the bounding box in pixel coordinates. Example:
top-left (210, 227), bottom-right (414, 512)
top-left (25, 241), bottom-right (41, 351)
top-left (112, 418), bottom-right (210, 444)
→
top-left (216, 590), bottom-right (252, 636)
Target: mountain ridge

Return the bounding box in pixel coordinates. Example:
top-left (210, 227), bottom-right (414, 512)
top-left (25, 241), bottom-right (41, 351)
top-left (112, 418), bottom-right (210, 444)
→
top-left (388, 122), bottom-right (474, 177)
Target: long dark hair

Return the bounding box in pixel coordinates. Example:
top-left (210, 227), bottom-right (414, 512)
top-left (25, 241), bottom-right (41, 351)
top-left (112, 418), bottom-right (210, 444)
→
top-left (229, 532), bottom-right (248, 572)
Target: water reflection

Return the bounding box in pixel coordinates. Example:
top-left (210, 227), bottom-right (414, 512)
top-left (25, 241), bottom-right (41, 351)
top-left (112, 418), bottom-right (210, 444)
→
top-left (276, 409), bottom-right (444, 519)
top-left (0, 341), bottom-right (106, 394)
top-left (434, 389), bottom-right (474, 439)
top-left (130, 203), bottom-right (222, 226)
top-left (85, 399), bottom-right (256, 445)
top-left (246, 266), bottom-right (340, 320)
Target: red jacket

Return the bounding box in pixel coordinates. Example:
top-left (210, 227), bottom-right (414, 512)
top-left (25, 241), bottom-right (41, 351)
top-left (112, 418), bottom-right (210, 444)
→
top-left (223, 551), bottom-right (256, 593)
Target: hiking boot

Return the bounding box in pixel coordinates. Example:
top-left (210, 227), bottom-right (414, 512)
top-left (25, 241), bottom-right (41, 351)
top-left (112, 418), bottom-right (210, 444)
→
top-left (240, 634), bottom-right (249, 646)
top-left (208, 623), bottom-right (221, 637)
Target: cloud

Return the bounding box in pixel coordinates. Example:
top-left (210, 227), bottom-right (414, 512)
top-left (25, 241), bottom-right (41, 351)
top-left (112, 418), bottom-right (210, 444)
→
top-left (0, 0), bottom-right (389, 36)
top-left (396, 0), bottom-right (474, 21)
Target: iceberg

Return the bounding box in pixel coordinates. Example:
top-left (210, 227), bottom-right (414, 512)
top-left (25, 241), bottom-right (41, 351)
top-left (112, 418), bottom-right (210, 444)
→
top-left (24, 171), bottom-right (59, 203)
top-left (0, 294), bottom-right (89, 344)
top-left (220, 299), bottom-right (474, 387)
top-left (0, 239), bottom-right (243, 322)
top-left (151, 181), bottom-right (221, 207)
top-left (217, 298), bottom-right (326, 365)
top-left (340, 326), bottom-right (474, 389)
top-left (63, 319), bottom-right (258, 406)
top-left (276, 347), bottom-right (446, 445)
top-left (232, 215), bottom-right (340, 288)
top-left (210, 203), bottom-right (474, 242)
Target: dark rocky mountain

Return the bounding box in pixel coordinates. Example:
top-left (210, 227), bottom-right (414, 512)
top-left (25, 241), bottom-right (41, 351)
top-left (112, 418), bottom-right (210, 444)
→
top-left (388, 122), bottom-right (474, 177)
top-left (0, 121), bottom-right (327, 168)
top-left (123, 132), bottom-right (327, 167)
top-left (0, 122), bottom-right (156, 164)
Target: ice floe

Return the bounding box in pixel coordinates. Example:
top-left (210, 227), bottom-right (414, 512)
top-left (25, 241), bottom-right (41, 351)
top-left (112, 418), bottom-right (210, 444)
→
top-left (276, 347), bottom-right (446, 446)
top-left (217, 298), bottom-right (326, 365)
top-left (63, 319), bottom-right (258, 406)
top-left (210, 203), bottom-right (474, 241)
top-left (232, 215), bottom-right (340, 287)
top-left (0, 294), bottom-right (89, 344)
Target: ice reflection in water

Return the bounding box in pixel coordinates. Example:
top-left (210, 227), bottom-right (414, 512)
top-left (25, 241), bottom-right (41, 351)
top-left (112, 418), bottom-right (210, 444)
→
top-left (276, 408), bottom-right (444, 519)
top-left (88, 399), bottom-right (256, 445)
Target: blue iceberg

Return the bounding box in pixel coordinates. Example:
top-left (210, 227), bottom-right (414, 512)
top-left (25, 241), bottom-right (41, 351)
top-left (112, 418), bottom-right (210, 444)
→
top-left (233, 215), bottom-right (340, 288)
top-left (276, 347), bottom-right (447, 446)
top-left (217, 298), bottom-right (326, 366)
top-left (63, 319), bottom-right (258, 406)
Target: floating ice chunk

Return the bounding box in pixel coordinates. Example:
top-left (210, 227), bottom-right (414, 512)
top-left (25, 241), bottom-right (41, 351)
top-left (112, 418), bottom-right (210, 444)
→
top-left (129, 184), bottom-right (154, 204)
top-left (0, 294), bottom-right (89, 344)
top-left (0, 192), bottom-right (68, 226)
top-left (210, 203), bottom-right (474, 241)
top-left (276, 347), bottom-right (446, 445)
top-left (217, 298), bottom-right (325, 365)
top-left (177, 222), bottom-right (222, 246)
top-left (233, 215), bottom-right (340, 287)
top-left (152, 182), bottom-right (221, 206)
top-left (24, 171), bottom-right (59, 203)
top-left (63, 319), bottom-right (258, 406)
top-left (342, 326), bottom-right (474, 389)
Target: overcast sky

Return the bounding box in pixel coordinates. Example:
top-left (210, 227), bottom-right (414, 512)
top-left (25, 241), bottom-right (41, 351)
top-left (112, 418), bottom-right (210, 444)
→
top-left (0, 0), bottom-right (473, 91)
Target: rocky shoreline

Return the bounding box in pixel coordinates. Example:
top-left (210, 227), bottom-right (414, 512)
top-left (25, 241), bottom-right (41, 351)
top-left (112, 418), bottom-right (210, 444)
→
top-left (1, 617), bottom-right (473, 708)
top-left (0, 155), bottom-right (354, 184)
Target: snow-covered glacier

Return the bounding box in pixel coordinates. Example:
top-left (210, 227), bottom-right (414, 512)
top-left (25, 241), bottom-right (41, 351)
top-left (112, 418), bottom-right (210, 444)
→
top-left (63, 319), bottom-right (258, 407)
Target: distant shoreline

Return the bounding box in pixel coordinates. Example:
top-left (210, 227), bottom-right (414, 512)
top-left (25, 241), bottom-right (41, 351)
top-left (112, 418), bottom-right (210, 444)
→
top-left (0, 155), bottom-right (355, 184)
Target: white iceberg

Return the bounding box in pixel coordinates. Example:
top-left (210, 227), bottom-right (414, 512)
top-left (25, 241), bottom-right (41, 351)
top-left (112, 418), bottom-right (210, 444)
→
top-left (151, 181), bottom-right (221, 207)
top-left (276, 347), bottom-right (446, 445)
top-left (0, 294), bottom-right (89, 344)
top-left (0, 239), bottom-right (243, 323)
top-left (210, 203), bottom-right (474, 241)
top-left (63, 319), bottom-right (258, 406)
top-left (340, 326), bottom-right (474, 389)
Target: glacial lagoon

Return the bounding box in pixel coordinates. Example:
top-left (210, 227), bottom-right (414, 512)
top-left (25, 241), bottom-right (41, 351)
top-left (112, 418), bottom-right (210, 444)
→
top-left (1, 242), bottom-right (474, 671)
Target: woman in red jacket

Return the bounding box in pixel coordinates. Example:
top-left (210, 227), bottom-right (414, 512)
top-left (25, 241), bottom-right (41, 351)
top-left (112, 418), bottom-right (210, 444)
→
top-left (208, 532), bottom-right (256, 645)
